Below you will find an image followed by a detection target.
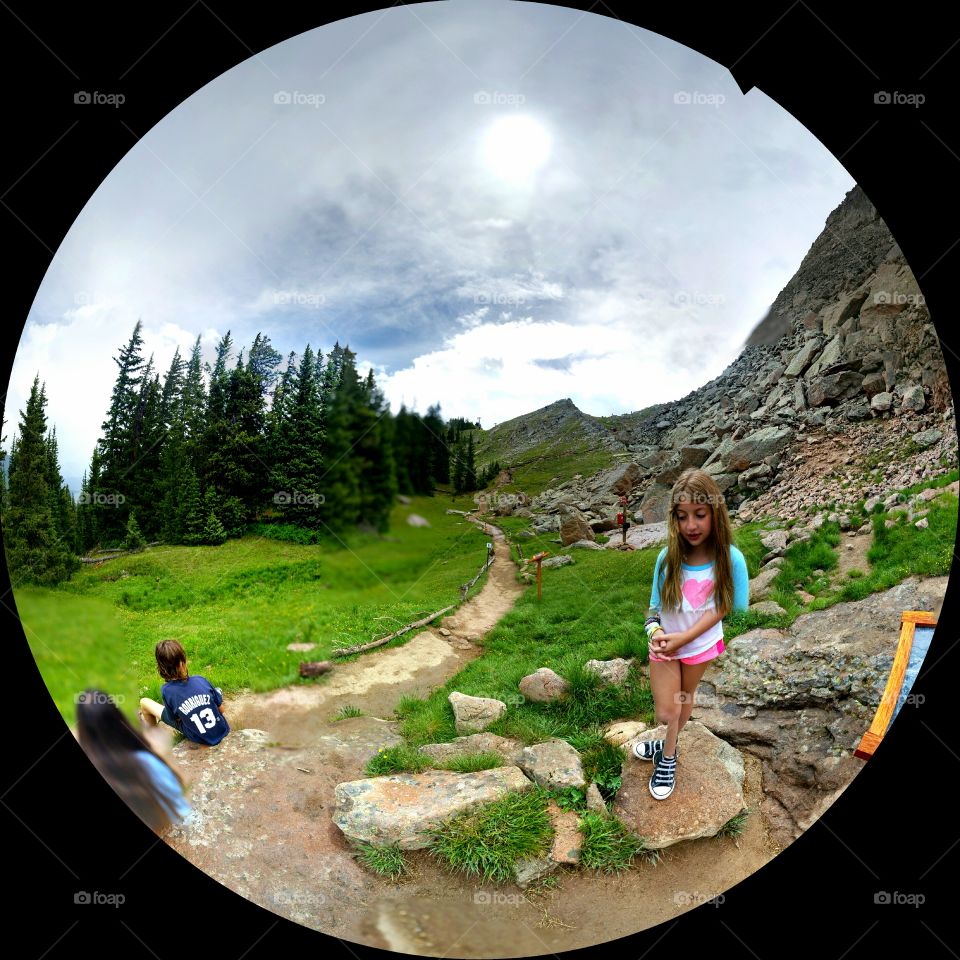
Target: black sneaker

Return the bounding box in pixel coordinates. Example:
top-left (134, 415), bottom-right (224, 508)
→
top-left (649, 747), bottom-right (677, 800)
top-left (632, 738), bottom-right (679, 762)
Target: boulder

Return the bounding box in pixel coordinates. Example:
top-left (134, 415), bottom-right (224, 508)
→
top-left (559, 506), bottom-right (595, 545)
top-left (519, 667), bottom-right (570, 703)
top-left (749, 566), bottom-right (781, 602)
top-left (519, 739), bottom-right (586, 789)
top-left (614, 721), bottom-right (746, 849)
top-left (448, 691), bottom-right (507, 734)
top-left (807, 371), bottom-right (864, 407)
top-left (691, 575), bottom-right (948, 847)
top-left (723, 427), bottom-right (794, 473)
top-left (418, 733), bottom-right (525, 767)
top-left (584, 658), bottom-right (633, 686)
top-left (541, 555), bottom-right (575, 569)
top-left (332, 767), bottom-right (533, 848)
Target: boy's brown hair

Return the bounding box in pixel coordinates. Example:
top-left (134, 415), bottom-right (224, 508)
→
top-left (155, 639), bottom-right (189, 682)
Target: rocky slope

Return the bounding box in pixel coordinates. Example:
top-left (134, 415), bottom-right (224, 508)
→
top-left (479, 184), bottom-right (956, 530)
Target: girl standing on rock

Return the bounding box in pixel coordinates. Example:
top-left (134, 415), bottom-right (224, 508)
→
top-left (634, 468), bottom-right (749, 799)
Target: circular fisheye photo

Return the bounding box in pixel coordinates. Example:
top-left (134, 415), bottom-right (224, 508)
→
top-left (4, 2), bottom-right (955, 955)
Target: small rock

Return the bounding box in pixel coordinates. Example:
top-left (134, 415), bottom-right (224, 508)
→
top-left (519, 668), bottom-right (570, 703)
top-left (585, 783), bottom-right (608, 814)
top-left (448, 691), bottom-right (507, 734)
top-left (749, 600), bottom-right (787, 616)
top-left (584, 658), bottom-right (633, 686)
top-left (520, 739), bottom-right (586, 789)
top-left (603, 720), bottom-right (647, 746)
top-left (915, 517), bottom-right (929, 529)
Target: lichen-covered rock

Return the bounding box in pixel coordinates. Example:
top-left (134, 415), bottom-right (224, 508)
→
top-left (418, 733), bottom-right (524, 766)
top-left (584, 658), bottom-right (633, 686)
top-left (614, 721), bottom-right (746, 849)
top-left (448, 691), bottom-right (507, 734)
top-left (519, 739), bottom-right (586, 789)
top-left (332, 767), bottom-right (532, 849)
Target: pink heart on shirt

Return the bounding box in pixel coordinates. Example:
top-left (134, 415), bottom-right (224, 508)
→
top-left (682, 578), bottom-right (714, 609)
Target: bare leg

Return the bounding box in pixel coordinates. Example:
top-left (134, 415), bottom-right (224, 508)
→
top-left (139, 697), bottom-right (164, 726)
top-left (648, 659), bottom-right (682, 756)
top-left (677, 660), bottom-right (713, 737)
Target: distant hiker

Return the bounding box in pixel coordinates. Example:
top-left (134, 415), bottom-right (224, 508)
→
top-left (77, 688), bottom-right (192, 835)
top-left (140, 639), bottom-right (230, 746)
top-left (633, 469), bottom-right (749, 800)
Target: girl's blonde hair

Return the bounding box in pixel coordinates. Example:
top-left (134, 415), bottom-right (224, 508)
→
top-left (658, 468), bottom-right (735, 618)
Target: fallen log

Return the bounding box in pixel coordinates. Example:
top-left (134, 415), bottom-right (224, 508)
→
top-left (332, 604), bottom-right (456, 657)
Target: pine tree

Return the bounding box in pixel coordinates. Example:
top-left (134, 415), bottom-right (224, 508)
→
top-left (358, 368), bottom-right (397, 532)
top-left (3, 376), bottom-right (78, 585)
top-left (271, 345), bottom-right (326, 527)
top-left (452, 440), bottom-right (465, 495)
top-left (464, 432), bottom-right (477, 492)
top-left (423, 403), bottom-right (449, 487)
top-left (97, 320), bottom-right (147, 543)
top-left (123, 512), bottom-right (147, 551)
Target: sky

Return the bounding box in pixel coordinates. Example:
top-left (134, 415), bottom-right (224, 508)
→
top-left (8, 0), bottom-right (856, 491)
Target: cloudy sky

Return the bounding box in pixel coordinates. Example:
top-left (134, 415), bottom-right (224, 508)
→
top-left (9, 0), bottom-right (856, 490)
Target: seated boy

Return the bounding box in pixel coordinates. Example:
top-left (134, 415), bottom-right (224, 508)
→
top-left (139, 639), bottom-right (230, 746)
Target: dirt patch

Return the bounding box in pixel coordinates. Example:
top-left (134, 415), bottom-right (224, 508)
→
top-left (162, 518), bottom-right (783, 957)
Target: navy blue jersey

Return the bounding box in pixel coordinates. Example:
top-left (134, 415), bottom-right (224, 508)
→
top-left (161, 675), bottom-right (229, 745)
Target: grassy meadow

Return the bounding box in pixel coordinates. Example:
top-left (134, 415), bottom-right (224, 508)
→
top-left (14, 494), bottom-right (490, 726)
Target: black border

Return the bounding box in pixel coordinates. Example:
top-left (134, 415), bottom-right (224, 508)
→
top-left (2, 2), bottom-right (958, 957)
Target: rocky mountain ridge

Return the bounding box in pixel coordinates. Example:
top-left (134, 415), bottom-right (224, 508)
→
top-left (477, 185), bottom-right (956, 530)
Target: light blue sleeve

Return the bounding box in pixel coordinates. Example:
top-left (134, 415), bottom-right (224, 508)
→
top-left (137, 751), bottom-right (193, 824)
top-left (731, 546), bottom-right (749, 612)
top-left (649, 548), bottom-right (666, 612)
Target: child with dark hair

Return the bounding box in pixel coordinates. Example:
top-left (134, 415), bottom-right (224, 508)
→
top-left (76, 689), bottom-right (192, 835)
top-left (139, 639), bottom-right (230, 746)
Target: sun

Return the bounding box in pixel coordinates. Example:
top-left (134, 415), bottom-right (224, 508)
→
top-left (482, 115), bottom-right (552, 181)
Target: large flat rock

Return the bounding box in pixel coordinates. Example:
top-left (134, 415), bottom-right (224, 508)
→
top-left (613, 721), bottom-right (746, 850)
top-left (332, 766), bottom-right (532, 849)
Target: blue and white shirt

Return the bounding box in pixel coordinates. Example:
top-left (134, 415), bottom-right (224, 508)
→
top-left (649, 545), bottom-right (750, 660)
top-left (160, 675), bottom-right (229, 746)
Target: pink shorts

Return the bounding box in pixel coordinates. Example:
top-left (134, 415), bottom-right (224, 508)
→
top-left (649, 638), bottom-right (725, 665)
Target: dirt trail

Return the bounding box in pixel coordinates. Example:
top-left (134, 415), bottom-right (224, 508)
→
top-left (163, 518), bottom-right (781, 958)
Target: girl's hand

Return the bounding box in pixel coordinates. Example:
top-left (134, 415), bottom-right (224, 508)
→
top-left (652, 632), bottom-right (686, 658)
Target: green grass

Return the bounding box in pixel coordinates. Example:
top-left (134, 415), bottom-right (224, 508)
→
top-left (352, 840), bottom-right (409, 878)
top-left (15, 494), bottom-right (491, 723)
top-left (365, 744), bottom-right (433, 776)
top-left (333, 704), bottom-right (364, 720)
top-left (716, 809), bottom-right (750, 840)
top-left (577, 810), bottom-right (646, 873)
top-left (833, 490), bottom-right (957, 602)
top-left (13, 588), bottom-right (135, 727)
top-left (439, 752), bottom-right (504, 773)
top-left (423, 788), bottom-right (554, 883)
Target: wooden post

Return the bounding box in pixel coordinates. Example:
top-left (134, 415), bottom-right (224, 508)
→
top-left (530, 551), bottom-right (549, 601)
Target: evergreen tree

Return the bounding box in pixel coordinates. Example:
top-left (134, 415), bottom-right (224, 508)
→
top-left (97, 320), bottom-right (147, 543)
top-left (464, 432), bottom-right (477, 492)
top-left (357, 367), bottom-right (397, 532)
top-left (3, 376), bottom-right (78, 585)
top-left (271, 345), bottom-right (326, 527)
top-left (423, 403), bottom-right (449, 488)
top-left (123, 511), bottom-right (147, 551)
top-left (452, 440), bottom-right (465, 495)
